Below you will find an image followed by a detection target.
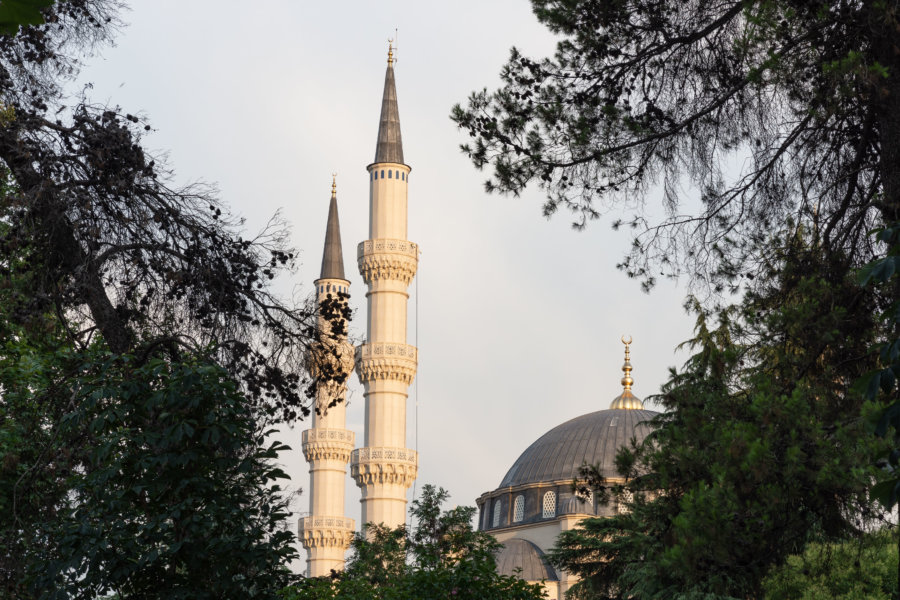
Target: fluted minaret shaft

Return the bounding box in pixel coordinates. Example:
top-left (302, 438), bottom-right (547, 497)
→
top-left (351, 52), bottom-right (418, 529)
top-left (298, 183), bottom-right (355, 576)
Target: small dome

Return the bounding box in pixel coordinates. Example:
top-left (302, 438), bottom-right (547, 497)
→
top-left (495, 539), bottom-right (558, 581)
top-left (558, 494), bottom-right (592, 516)
top-left (498, 409), bottom-right (657, 488)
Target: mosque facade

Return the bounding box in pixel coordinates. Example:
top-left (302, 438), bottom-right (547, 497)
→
top-left (297, 48), bottom-right (658, 594)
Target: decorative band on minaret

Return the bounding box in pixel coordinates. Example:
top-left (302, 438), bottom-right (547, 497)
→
top-left (351, 43), bottom-right (419, 529)
top-left (298, 177), bottom-right (355, 576)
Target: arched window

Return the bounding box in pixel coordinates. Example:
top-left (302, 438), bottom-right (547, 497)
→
top-left (388, 170), bottom-right (392, 179)
top-left (492, 499), bottom-right (502, 528)
top-left (513, 495), bottom-right (525, 523)
top-left (618, 490), bottom-right (634, 515)
top-left (583, 490), bottom-right (594, 507)
top-left (402, 172), bottom-right (405, 181)
top-left (381, 169), bottom-right (385, 178)
top-left (542, 491), bottom-right (557, 518)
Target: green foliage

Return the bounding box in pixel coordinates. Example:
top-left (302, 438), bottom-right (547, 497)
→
top-left (762, 530), bottom-right (898, 600)
top-left (282, 485), bottom-right (545, 600)
top-left (0, 0), bottom-right (53, 35)
top-left (1, 344), bottom-right (299, 599)
top-left (453, 0), bottom-right (900, 296)
top-left (857, 224), bottom-right (900, 511)
top-left (549, 234), bottom-right (888, 599)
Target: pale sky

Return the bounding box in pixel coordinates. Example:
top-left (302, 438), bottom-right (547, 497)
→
top-left (75, 0), bottom-right (696, 569)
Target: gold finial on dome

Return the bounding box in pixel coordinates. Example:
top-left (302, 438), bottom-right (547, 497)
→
top-left (331, 173), bottom-right (337, 199)
top-left (610, 335), bottom-right (644, 410)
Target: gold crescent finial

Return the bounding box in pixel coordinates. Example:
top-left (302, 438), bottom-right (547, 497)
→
top-left (610, 335), bottom-right (643, 409)
top-left (621, 335), bottom-right (633, 392)
top-left (331, 173), bottom-right (337, 199)
top-left (388, 39), bottom-right (394, 65)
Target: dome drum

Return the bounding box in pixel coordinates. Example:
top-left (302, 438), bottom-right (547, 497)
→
top-left (478, 487), bottom-right (608, 531)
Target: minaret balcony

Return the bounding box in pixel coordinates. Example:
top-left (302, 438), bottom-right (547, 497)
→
top-left (301, 428), bottom-right (355, 463)
top-left (297, 515), bottom-right (356, 549)
top-left (358, 238), bottom-right (418, 284)
top-left (355, 342), bottom-right (418, 384)
top-left (350, 446), bottom-right (419, 488)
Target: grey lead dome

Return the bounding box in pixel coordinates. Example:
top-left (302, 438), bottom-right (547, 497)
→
top-left (498, 408), bottom-right (658, 488)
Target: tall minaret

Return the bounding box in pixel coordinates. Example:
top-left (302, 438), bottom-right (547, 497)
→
top-left (351, 44), bottom-right (419, 528)
top-left (298, 178), bottom-right (356, 576)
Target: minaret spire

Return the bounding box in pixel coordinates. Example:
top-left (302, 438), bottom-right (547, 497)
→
top-left (610, 336), bottom-right (644, 410)
top-left (320, 174), bottom-right (345, 280)
top-left (373, 42), bottom-right (404, 165)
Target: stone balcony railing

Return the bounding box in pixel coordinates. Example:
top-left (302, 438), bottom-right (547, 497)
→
top-left (350, 446), bottom-right (418, 466)
top-left (357, 238), bottom-right (419, 285)
top-left (355, 343), bottom-right (418, 384)
top-left (356, 342), bottom-right (417, 362)
top-left (301, 428), bottom-right (355, 446)
top-left (297, 515), bottom-right (356, 550)
top-left (297, 515), bottom-right (356, 531)
top-left (357, 238), bottom-right (418, 259)
top-left (301, 428), bottom-right (355, 462)
top-left (350, 446), bottom-right (418, 487)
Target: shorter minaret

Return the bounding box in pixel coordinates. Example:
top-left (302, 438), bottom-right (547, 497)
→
top-left (610, 336), bottom-right (644, 409)
top-left (298, 177), bottom-right (356, 576)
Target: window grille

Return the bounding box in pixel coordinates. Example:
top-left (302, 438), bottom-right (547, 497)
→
top-left (513, 495), bottom-right (525, 523)
top-left (542, 491), bottom-right (556, 518)
top-left (492, 499), bottom-right (502, 528)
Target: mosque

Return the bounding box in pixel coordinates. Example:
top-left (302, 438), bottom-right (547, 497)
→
top-left (297, 46), bottom-right (658, 599)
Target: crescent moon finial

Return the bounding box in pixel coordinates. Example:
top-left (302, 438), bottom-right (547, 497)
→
top-left (621, 334), bottom-right (632, 345)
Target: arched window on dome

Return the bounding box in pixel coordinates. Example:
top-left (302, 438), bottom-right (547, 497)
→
top-left (492, 499), bottom-right (502, 528)
top-left (580, 490), bottom-right (594, 508)
top-left (513, 495), bottom-right (525, 523)
top-left (542, 491), bottom-right (556, 518)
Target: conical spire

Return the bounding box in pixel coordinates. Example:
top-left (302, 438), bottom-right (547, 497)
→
top-left (610, 336), bottom-right (644, 410)
top-left (373, 43), bottom-right (404, 164)
top-left (319, 176), bottom-right (345, 280)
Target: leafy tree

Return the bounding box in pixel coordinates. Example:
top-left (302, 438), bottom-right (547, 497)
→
top-left (761, 529), bottom-right (898, 600)
top-left (453, 0), bottom-right (900, 293)
top-left (0, 0), bottom-right (54, 35)
top-left (282, 485), bottom-right (546, 600)
top-left (548, 233), bottom-right (889, 599)
top-left (20, 352), bottom-right (299, 599)
top-left (0, 0), bottom-right (342, 422)
top-left (0, 4), bottom-right (343, 597)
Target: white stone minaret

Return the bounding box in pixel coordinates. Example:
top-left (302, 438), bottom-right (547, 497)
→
top-left (350, 45), bottom-right (419, 529)
top-left (297, 178), bottom-right (355, 576)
